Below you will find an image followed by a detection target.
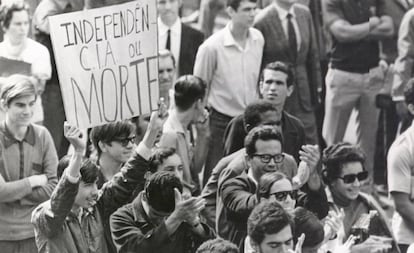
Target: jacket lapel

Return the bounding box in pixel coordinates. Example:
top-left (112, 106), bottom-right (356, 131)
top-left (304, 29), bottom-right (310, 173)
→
top-left (270, 6), bottom-right (294, 62)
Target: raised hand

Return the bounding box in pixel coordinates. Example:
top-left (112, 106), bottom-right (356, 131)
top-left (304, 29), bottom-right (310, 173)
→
top-left (288, 233), bottom-right (305, 253)
top-left (298, 144), bottom-right (320, 173)
top-left (63, 122), bottom-right (85, 152)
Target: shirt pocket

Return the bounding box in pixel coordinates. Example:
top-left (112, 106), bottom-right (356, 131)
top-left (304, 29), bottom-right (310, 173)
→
top-left (31, 163), bottom-right (43, 175)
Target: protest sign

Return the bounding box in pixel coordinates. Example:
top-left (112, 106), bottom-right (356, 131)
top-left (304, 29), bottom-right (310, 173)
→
top-left (49, 0), bottom-right (158, 128)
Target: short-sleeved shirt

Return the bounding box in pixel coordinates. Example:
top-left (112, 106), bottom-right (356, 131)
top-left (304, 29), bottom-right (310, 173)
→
top-left (388, 122), bottom-right (414, 244)
top-left (322, 0), bottom-right (385, 72)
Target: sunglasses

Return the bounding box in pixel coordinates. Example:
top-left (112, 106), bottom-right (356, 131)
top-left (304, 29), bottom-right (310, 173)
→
top-left (113, 136), bottom-right (136, 147)
top-left (252, 153), bottom-right (285, 164)
top-left (269, 190), bottom-right (298, 202)
top-left (337, 171), bottom-right (368, 184)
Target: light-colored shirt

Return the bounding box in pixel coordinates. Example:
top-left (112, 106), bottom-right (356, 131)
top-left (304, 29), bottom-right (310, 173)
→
top-left (274, 3), bottom-right (301, 51)
top-left (388, 121), bottom-right (414, 244)
top-left (158, 17), bottom-right (182, 77)
top-left (159, 110), bottom-right (193, 185)
top-left (193, 23), bottom-right (264, 117)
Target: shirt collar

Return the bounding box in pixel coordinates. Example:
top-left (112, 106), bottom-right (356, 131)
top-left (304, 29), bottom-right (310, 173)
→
top-left (223, 22), bottom-right (260, 47)
top-left (273, 2), bottom-right (296, 19)
top-left (165, 110), bottom-right (186, 134)
top-left (158, 17), bottom-right (181, 35)
top-left (0, 121), bottom-right (35, 148)
top-left (247, 168), bottom-right (258, 186)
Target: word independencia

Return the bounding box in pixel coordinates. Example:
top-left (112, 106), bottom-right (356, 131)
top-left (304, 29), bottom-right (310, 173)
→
top-left (60, 4), bottom-right (151, 48)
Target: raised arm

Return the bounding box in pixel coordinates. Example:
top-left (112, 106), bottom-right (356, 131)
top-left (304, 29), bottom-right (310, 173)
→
top-left (31, 123), bottom-right (84, 237)
top-left (99, 111), bottom-right (167, 219)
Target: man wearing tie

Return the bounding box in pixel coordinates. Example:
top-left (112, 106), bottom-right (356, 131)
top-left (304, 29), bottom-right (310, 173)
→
top-left (254, 0), bottom-right (322, 145)
top-left (157, 0), bottom-right (204, 77)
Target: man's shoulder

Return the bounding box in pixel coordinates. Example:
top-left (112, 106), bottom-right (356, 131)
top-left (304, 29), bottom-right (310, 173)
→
top-left (283, 111), bottom-right (305, 130)
top-left (181, 23), bottom-right (204, 39)
top-left (255, 5), bottom-right (276, 24)
top-left (293, 3), bottom-right (312, 16)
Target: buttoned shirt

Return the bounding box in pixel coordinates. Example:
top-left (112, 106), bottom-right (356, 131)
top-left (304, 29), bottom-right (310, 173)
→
top-left (194, 23), bottom-right (264, 117)
top-left (274, 3), bottom-right (301, 51)
top-left (158, 17), bottom-right (182, 76)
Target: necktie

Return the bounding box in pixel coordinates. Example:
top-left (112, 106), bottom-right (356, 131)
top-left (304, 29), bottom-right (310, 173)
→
top-left (166, 29), bottom-right (171, 50)
top-left (287, 13), bottom-right (297, 61)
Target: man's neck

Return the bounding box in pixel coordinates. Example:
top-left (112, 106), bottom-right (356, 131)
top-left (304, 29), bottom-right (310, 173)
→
top-left (5, 119), bottom-right (27, 141)
top-left (99, 155), bottom-right (122, 181)
top-left (275, 0), bottom-right (294, 11)
top-left (229, 22), bottom-right (249, 47)
top-left (175, 109), bottom-right (193, 129)
top-left (161, 15), bottom-right (179, 28)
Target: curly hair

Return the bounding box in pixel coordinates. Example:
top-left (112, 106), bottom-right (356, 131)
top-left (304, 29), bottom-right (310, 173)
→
top-left (245, 125), bottom-right (284, 157)
top-left (196, 238), bottom-right (239, 253)
top-left (148, 147), bottom-right (177, 173)
top-left (321, 142), bottom-right (366, 184)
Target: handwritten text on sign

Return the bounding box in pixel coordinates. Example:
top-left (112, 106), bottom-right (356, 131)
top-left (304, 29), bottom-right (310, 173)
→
top-left (49, 0), bottom-right (158, 129)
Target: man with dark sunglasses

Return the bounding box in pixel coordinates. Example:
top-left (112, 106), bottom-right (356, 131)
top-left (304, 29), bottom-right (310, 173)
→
top-left (89, 120), bottom-right (136, 188)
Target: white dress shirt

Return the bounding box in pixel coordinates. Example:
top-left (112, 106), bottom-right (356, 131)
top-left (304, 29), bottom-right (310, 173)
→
top-left (158, 17), bottom-right (182, 75)
top-left (274, 3), bottom-right (301, 51)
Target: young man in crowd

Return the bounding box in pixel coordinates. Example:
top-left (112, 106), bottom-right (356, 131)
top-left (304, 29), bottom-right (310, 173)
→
top-left (247, 201), bottom-right (303, 253)
top-left (89, 120), bottom-right (136, 188)
top-left (157, 0), bottom-right (204, 76)
top-left (388, 79), bottom-right (414, 253)
top-left (159, 75), bottom-right (209, 193)
top-left (254, 0), bottom-right (322, 145)
top-left (0, 75), bottom-right (58, 253)
top-left (194, 0), bottom-right (264, 186)
top-left (223, 61), bottom-right (305, 162)
top-left (110, 171), bottom-right (215, 252)
top-left (31, 111), bottom-right (165, 253)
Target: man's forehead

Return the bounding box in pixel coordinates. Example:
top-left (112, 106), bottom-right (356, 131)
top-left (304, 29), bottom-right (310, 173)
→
top-left (263, 69), bottom-right (288, 80)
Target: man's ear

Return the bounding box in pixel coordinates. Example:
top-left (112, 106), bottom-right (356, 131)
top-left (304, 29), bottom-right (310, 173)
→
top-left (98, 140), bottom-right (107, 153)
top-left (287, 85), bottom-right (294, 97)
top-left (408, 103), bottom-right (414, 116)
top-left (0, 99), bottom-right (7, 111)
top-left (226, 6), bottom-right (236, 17)
top-left (245, 154), bottom-right (252, 168)
top-left (250, 239), bottom-right (260, 252)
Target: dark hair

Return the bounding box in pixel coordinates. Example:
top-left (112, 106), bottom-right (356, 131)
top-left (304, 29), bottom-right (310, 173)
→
top-left (243, 100), bottom-right (279, 132)
top-left (145, 171), bottom-right (183, 213)
top-left (89, 120), bottom-right (135, 157)
top-left (248, 200), bottom-right (294, 245)
top-left (404, 78), bottom-right (414, 106)
top-left (257, 171), bottom-right (290, 200)
top-left (148, 147), bottom-right (177, 173)
top-left (196, 238), bottom-right (239, 253)
top-left (0, 74), bottom-right (37, 106)
top-left (159, 49), bottom-right (176, 68)
top-left (293, 207), bottom-right (324, 247)
top-left (0, 2), bottom-right (29, 29)
top-left (227, 0), bottom-right (257, 10)
top-left (57, 155), bottom-right (99, 184)
top-left (174, 75), bottom-right (206, 111)
top-left (260, 61), bottom-right (294, 88)
top-left (321, 142), bottom-right (366, 184)
top-left (245, 125), bottom-right (284, 157)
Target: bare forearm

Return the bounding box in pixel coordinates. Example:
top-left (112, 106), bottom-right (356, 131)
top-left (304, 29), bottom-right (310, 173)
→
top-left (369, 17), bottom-right (394, 38)
top-left (330, 21), bottom-right (370, 42)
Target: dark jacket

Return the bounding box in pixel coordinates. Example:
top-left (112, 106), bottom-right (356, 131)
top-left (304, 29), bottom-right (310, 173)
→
top-left (31, 147), bottom-right (149, 253)
top-left (110, 192), bottom-right (215, 253)
top-left (179, 24), bottom-right (204, 76)
top-left (223, 110), bottom-right (306, 162)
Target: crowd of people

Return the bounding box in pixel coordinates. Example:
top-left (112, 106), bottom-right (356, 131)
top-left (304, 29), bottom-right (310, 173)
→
top-left (1, 0), bottom-right (414, 252)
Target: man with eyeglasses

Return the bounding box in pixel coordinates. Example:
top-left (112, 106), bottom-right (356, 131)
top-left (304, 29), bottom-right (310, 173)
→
top-left (89, 120), bottom-right (136, 188)
top-left (219, 125), bottom-right (297, 250)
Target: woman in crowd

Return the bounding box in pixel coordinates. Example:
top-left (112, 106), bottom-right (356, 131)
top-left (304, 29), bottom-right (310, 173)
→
top-left (321, 142), bottom-right (398, 253)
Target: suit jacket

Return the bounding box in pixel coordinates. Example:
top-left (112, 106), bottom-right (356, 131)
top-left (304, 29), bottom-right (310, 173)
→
top-left (254, 4), bottom-right (322, 112)
top-left (179, 24), bottom-right (204, 76)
